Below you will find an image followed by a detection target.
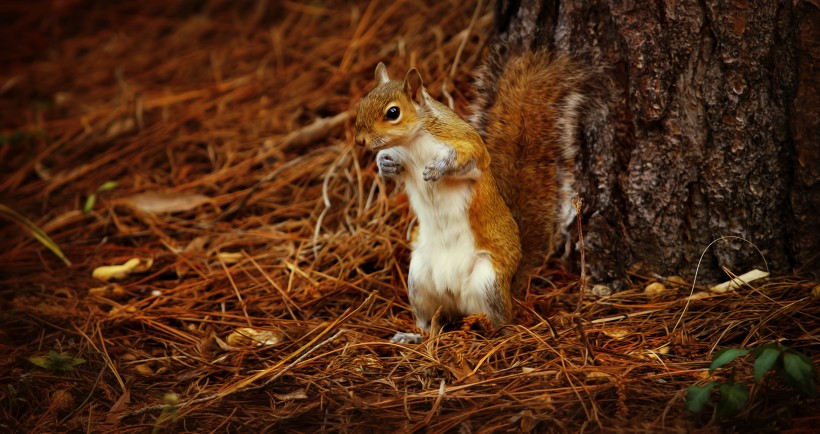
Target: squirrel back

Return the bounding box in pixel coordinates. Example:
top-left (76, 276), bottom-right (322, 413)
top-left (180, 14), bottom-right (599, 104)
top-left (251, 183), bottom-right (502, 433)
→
top-left (471, 48), bottom-right (607, 273)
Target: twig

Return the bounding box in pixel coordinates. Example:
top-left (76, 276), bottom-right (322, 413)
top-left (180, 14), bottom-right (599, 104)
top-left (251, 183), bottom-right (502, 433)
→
top-left (571, 196), bottom-right (595, 364)
top-left (572, 196), bottom-right (587, 313)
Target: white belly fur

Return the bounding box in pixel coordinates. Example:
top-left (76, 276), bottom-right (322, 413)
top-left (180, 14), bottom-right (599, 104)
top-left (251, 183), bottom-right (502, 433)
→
top-left (378, 133), bottom-right (498, 330)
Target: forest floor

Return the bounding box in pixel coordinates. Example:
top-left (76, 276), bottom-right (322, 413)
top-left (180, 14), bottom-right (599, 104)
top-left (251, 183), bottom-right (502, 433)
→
top-left (1, 1), bottom-right (818, 432)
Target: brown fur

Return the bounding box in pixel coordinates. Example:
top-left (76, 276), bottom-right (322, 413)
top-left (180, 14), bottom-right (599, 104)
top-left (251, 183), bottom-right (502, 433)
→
top-left (468, 172), bottom-right (520, 321)
top-left (474, 50), bottom-right (602, 272)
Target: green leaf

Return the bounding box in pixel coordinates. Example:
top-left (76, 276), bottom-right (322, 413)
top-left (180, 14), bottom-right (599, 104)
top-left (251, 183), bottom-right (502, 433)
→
top-left (686, 382), bottom-right (717, 413)
top-left (97, 181), bottom-right (119, 192)
top-left (710, 348), bottom-right (749, 374)
top-left (752, 342), bottom-right (779, 358)
top-left (83, 194), bottom-right (97, 213)
top-left (28, 351), bottom-right (86, 372)
top-left (753, 345), bottom-right (781, 383)
top-left (781, 351), bottom-right (817, 397)
top-left (27, 356), bottom-right (50, 369)
top-left (717, 382), bottom-right (748, 418)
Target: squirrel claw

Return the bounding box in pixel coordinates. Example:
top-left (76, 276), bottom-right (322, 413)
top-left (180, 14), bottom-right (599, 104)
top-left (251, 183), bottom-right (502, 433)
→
top-left (423, 161), bottom-right (447, 182)
top-left (377, 152), bottom-right (403, 177)
top-left (423, 150), bottom-right (456, 182)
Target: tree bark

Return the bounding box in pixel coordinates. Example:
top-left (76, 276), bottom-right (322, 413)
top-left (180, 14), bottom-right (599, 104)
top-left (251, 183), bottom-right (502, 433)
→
top-left (486, 0), bottom-right (820, 287)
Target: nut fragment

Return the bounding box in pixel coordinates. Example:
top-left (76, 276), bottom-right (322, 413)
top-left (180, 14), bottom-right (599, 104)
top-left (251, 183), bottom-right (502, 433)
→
top-left (50, 389), bottom-right (75, 411)
top-left (644, 282), bottom-right (666, 296)
top-left (92, 258), bottom-right (153, 281)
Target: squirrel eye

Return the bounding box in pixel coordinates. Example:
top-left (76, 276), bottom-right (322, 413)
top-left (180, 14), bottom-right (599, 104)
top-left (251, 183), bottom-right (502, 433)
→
top-left (385, 106), bottom-right (400, 121)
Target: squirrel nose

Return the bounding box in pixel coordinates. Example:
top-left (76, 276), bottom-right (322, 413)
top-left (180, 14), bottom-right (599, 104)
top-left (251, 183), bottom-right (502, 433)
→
top-left (354, 133), bottom-right (366, 147)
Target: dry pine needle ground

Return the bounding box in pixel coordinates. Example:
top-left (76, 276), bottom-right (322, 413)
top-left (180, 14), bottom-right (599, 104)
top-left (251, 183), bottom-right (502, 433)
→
top-left (0, 1), bottom-right (818, 432)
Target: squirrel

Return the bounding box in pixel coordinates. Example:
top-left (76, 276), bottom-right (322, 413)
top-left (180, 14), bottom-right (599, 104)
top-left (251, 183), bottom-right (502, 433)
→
top-left (355, 51), bottom-right (601, 342)
top-left (355, 63), bottom-right (520, 341)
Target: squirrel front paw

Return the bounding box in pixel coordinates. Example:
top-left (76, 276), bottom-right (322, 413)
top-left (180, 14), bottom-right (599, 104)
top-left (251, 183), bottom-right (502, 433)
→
top-left (377, 150), bottom-right (404, 177)
top-left (423, 150), bottom-right (456, 182)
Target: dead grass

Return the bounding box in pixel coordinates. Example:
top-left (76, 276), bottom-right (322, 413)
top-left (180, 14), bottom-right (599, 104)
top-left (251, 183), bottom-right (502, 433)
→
top-left (0, 1), bottom-right (817, 432)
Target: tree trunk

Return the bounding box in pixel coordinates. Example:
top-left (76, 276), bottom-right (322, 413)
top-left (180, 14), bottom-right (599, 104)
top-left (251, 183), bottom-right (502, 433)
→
top-left (485, 0), bottom-right (820, 288)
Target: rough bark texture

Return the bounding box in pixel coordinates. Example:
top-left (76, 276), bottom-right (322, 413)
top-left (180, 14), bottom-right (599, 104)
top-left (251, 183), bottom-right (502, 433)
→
top-left (488, 0), bottom-right (820, 287)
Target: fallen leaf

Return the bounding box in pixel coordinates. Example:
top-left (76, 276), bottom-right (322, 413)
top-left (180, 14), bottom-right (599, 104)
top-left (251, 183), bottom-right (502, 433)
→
top-left (133, 364), bottom-right (154, 375)
top-left (517, 409), bottom-right (536, 433)
top-left (109, 305), bottom-right (138, 316)
top-left (273, 389), bottom-right (308, 401)
top-left (603, 328), bottom-right (630, 340)
top-left (104, 117), bottom-right (135, 140)
top-left (591, 284), bottom-right (612, 297)
top-left (353, 355), bottom-right (383, 374)
top-left (175, 236), bottom-right (210, 278)
top-left (104, 390), bottom-right (131, 426)
top-left (586, 371), bottom-right (612, 382)
top-left (213, 335), bottom-right (239, 352)
top-left (183, 236), bottom-right (209, 255)
top-left (225, 327), bottom-right (281, 347)
top-left (119, 191), bottom-right (210, 214)
top-left (667, 275), bottom-right (688, 286)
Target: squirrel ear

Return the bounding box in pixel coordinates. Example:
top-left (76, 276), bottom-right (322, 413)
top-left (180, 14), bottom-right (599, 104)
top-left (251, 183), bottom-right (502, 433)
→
top-left (403, 68), bottom-right (425, 105)
top-left (375, 62), bottom-right (390, 85)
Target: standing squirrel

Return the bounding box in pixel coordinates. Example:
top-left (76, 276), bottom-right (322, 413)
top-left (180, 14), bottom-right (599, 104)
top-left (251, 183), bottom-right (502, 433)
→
top-left (355, 64), bottom-right (521, 342)
top-left (355, 52), bottom-right (600, 342)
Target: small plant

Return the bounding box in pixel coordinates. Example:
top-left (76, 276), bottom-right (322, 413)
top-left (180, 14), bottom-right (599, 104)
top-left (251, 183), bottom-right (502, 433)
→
top-left (152, 392), bottom-right (180, 434)
top-left (0, 376), bottom-right (32, 430)
top-left (686, 343), bottom-right (816, 418)
top-left (28, 351), bottom-right (86, 372)
top-left (84, 180), bottom-right (119, 213)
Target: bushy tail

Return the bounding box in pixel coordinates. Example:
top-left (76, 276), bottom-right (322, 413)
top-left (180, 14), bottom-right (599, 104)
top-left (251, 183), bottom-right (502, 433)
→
top-left (470, 1), bottom-right (610, 271)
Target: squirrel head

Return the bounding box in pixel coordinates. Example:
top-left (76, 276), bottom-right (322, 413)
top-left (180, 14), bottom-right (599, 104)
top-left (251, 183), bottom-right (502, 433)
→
top-left (355, 62), bottom-right (431, 150)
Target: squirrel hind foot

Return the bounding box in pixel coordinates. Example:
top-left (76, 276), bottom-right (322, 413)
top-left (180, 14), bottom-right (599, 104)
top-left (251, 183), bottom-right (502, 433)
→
top-left (390, 332), bottom-right (424, 344)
